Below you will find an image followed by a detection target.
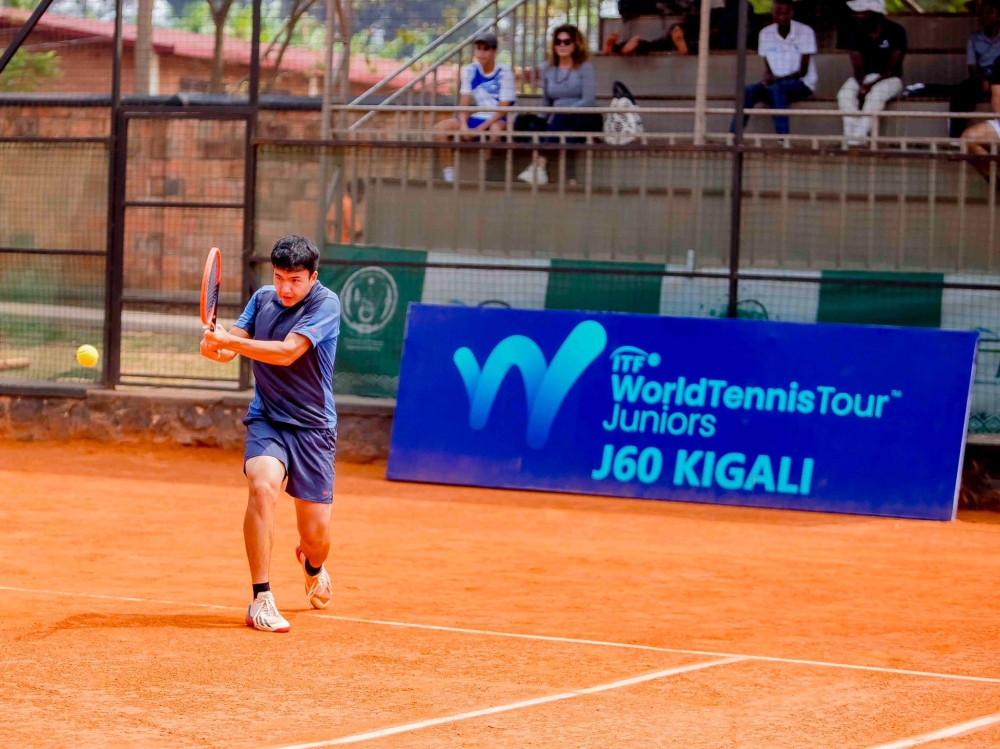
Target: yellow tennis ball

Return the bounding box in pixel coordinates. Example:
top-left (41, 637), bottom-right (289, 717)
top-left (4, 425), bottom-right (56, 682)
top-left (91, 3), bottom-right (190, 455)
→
top-left (76, 344), bottom-right (100, 368)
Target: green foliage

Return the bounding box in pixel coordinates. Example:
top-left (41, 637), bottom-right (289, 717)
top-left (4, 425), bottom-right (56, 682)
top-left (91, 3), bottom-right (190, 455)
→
top-left (0, 50), bottom-right (62, 92)
top-left (173, 1), bottom-right (211, 33)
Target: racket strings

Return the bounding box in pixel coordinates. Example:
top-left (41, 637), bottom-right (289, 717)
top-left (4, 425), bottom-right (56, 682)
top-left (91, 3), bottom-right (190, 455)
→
top-left (205, 257), bottom-right (221, 324)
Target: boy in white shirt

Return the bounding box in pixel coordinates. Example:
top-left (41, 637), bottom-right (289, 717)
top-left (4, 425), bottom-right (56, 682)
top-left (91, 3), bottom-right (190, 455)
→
top-left (433, 32), bottom-right (516, 182)
top-left (732, 0), bottom-right (817, 135)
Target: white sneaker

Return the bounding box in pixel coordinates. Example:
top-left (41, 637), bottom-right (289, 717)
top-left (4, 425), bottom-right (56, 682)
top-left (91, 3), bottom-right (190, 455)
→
top-left (296, 546), bottom-right (333, 610)
top-left (517, 164), bottom-right (548, 185)
top-left (442, 166), bottom-right (455, 183)
top-left (245, 591), bottom-right (290, 633)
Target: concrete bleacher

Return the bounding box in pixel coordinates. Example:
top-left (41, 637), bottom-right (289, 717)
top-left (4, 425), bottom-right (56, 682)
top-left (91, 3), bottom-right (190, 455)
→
top-left (518, 92), bottom-right (988, 137)
top-left (591, 51), bottom-right (967, 100)
top-left (590, 43), bottom-right (976, 136)
top-left (589, 12), bottom-right (981, 137)
top-left (598, 12), bottom-right (978, 51)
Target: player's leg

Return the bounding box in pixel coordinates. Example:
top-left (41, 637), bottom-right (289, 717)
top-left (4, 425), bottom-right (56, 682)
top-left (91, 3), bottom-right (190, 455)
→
top-left (294, 498), bottom-right (333, 608)
top-left (858, 75), bottom-right (902, 138)
top-left (838, 76), bottom-right (862, 140)
top-left (434, 117), bottom-right (462, 181)
top-left (284, 426), bottom-right (337, 609)
top-left (242, 419), bottom-right (291, 633)
top-left (962, 118), bottom-right (1000, 180)
top-left (244, 455), bottom-right (286, 584)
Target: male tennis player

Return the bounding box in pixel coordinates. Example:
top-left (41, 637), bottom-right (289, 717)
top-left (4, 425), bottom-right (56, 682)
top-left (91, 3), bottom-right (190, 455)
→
top-left (201, 235), bottom-right (340, 633)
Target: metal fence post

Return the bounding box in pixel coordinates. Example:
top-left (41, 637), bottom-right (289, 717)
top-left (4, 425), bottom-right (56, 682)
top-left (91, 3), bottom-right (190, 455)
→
top-left (239, 0), bottom-right (262, 391)
top-left (726, 0), bottom-right (749, 319)
top-left (101, 0), bottom-right (125, 388)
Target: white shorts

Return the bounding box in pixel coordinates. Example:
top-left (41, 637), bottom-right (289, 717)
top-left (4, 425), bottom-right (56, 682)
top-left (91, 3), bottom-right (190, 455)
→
top-left (990, 119), bottom-right (1000, 139)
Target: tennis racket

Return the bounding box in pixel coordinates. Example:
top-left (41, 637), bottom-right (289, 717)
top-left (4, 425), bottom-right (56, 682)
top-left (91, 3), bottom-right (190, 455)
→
top-left (200, 246), bottom-right (222, 332)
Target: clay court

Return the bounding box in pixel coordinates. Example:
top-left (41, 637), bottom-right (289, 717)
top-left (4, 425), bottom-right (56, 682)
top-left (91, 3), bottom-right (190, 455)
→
top-left (2, 439), bottom-right (999, 748)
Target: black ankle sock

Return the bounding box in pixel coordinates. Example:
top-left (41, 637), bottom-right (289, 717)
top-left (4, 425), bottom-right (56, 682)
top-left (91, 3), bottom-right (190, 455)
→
top-left (304, 559), bottom-right (323, 576)
top-left (252, 582), bottom-right (270, 599)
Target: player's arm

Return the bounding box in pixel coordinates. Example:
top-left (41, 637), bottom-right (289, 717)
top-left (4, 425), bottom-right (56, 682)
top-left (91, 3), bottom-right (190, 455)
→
top-left (200, 326), bottom-right (248, 363)
top-left (476, 98), bottom-right (512, 130)
top-left (205, 324), bottom-right (312, 366)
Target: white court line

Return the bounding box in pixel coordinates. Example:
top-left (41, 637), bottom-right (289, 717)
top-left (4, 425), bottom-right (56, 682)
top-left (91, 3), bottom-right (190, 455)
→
top-left (310, 613), bottom-right (1000, 686)
top-left (865, 712), bottom-right (1000, 749)
top-left (268, 657), bottom-right (746, 749)
top-left (2, 585), bottom-right (999, 685)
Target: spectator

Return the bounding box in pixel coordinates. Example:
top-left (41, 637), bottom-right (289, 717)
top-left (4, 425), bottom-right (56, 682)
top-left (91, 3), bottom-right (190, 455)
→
top-left (710, 0), bottom-right (759, 51)
top-left (732, 0), bottom-right (817, 135)
top-left (602, 22), bottom-right (692, 55)
top-left (961, 69), bottom-right (1000, 181)
top-left (793, 0), bottom-right (851, 49)
top-left (837, 0), bottom-right (906, 143)
top-left (516, 25), bottom-right (601, 186)
top-left (950, 0), bottom-right (1000, 139)
top-left (326, 179), bottom-right (365, 245)
top-left (602, 0), bottom-right (700, 55)
top-left (433, 31), bottom-right (515, 183)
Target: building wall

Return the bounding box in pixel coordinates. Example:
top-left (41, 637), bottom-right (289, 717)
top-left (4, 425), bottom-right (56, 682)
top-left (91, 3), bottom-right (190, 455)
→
top-left (9, 30), bottom-right (376, 97)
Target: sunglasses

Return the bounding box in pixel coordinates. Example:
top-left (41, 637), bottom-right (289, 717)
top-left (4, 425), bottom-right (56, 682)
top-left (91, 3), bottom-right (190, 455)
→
top-left (554, 37), bottom-right (574, 46)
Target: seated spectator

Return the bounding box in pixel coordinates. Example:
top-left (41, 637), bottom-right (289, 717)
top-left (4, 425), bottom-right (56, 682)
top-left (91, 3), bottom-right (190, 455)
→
top-left (710, 0), bottom-right (759, 51)
top-left (950, 0), bottom-right (1000, 139)
top-left (961, 69), bottom-right (1000, 182)
top-left (326, 178), bottom-right (365, 245)
top-left (603, 0), bottom-right (699, 55)
top-left (732, 0), bottom-right (817, 135)
top-left (517, 25), bottom-right (601, 185)
top-left (836, 0), bottom-right (906, 143)
top-left (603, 22), bottom-right (692, 55)
top-left (793, 0), bottom-right (851, 49)
top-left (433, 32), bottom-right (515, 183)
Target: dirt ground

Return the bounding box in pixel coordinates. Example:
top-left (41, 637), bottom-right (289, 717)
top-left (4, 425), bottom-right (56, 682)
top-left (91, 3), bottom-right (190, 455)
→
top-left (1, 440), bottom-right (998, 748)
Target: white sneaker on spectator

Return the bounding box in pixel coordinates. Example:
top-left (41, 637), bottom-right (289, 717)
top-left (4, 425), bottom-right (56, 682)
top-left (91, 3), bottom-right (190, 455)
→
top-left (442, 166), bottom-right (455, 183)
top-left (517, 164), bottom-right (548, 185)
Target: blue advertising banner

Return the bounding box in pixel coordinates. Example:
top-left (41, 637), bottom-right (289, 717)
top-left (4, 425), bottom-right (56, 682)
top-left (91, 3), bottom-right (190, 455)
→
top-left (387, 305), bottom-right (978, 520)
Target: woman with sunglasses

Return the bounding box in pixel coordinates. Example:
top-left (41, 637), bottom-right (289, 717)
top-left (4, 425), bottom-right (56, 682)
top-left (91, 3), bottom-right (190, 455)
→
top-left (517, 24), bottom-right (601, 185)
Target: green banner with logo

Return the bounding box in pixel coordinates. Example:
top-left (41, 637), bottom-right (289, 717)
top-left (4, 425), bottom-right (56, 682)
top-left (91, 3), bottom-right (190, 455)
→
top-left (544, 259), bottom-right (664, 314)
top-left (320, 246), bottom-right (427, 399)
top-left (817, 271), bottom-right (944, 328)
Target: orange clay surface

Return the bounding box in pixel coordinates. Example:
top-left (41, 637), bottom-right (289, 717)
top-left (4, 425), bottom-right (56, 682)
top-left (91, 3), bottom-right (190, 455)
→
top-left (1, 439), bottom-right (999, 749)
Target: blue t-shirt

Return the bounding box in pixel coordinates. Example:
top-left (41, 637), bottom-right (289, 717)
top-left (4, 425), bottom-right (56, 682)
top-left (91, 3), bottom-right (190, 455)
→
top-left (968, 29), bottom-right (1000, 78)
top-left (234, 282), bottom-right (341, 430)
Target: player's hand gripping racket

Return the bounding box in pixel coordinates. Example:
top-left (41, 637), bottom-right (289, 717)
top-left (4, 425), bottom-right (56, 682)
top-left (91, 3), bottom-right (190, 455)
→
top-left (200, 247), bottom-right (222, 332)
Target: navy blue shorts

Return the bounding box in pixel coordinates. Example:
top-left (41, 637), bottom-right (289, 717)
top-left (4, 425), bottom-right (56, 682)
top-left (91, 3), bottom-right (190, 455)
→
top-left (244, 417), bottom-right (336, 503)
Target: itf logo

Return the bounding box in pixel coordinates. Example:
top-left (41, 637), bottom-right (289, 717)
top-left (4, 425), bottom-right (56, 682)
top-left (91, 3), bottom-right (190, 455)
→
top-left (453, 320), bottom-right (607, 448)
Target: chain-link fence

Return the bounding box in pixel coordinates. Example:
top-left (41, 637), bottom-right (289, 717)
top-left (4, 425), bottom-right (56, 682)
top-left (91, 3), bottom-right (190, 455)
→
top-left (4, 103), bottom-right (1000, 433)
top-left (0, 135), bottom-right (107, 385)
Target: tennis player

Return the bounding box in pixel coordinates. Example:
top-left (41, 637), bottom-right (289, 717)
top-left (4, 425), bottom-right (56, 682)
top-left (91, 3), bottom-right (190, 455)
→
top-left (201, 235), bottom-right (340, 633)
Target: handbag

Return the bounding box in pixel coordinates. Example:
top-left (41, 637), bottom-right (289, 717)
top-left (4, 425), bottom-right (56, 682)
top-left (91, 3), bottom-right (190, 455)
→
top-left (604, 80), bottom-right (644, 146)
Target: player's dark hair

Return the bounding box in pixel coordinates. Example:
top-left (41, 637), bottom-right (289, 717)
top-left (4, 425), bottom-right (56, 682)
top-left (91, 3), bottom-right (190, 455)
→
top-left (983, 0), bottom-right (999, 12)
top-left (773, 0), bottom-right (793, 7)
top-left (271, 235), bottom-right (319, 274)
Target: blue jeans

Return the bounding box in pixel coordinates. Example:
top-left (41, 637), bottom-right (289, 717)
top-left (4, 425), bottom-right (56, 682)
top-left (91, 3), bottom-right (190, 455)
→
top-left (732, 79), bottom-right (811, 135)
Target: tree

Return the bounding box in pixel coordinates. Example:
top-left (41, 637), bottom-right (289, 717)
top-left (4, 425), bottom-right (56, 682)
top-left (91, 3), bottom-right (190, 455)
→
top-left (260, 0), bottom-right (319, 92)
top-left (206, 0), bottom-right (236, 92)
top-left (135, 0), bottom-right (155, 93)
top-left (0, 50), bottom-right (62, 92)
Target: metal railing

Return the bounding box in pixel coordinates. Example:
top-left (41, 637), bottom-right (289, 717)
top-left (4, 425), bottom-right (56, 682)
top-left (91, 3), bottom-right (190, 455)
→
top-left (257, 104), bottom-right (1000, 274)
top-left (348, 0), bottom-right (597, 131)
top-left (336, 102), bottom-right (1000, 144)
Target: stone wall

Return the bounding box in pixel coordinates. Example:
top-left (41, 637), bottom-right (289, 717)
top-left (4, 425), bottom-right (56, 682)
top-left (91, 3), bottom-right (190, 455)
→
top-left (0, 389), bottom-right (392, 463)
